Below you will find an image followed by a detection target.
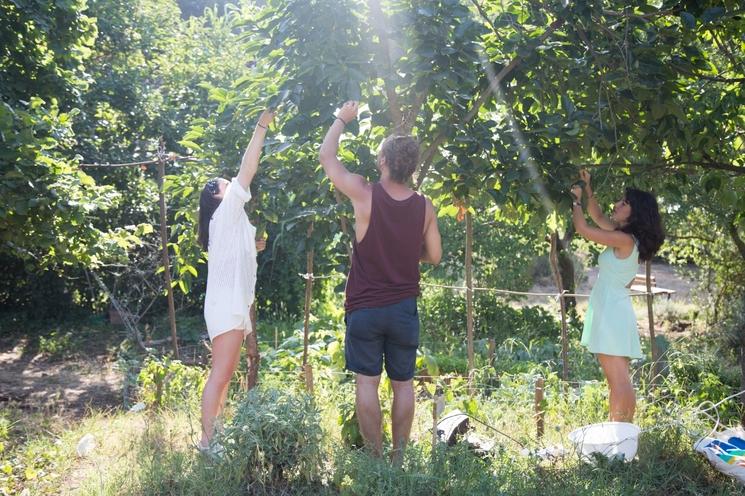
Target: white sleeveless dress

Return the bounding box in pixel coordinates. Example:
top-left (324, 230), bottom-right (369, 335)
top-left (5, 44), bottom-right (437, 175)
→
top-left (581, 242), bottom-right (642, 359)
top-left (203, 178), bottom-right (257, 340)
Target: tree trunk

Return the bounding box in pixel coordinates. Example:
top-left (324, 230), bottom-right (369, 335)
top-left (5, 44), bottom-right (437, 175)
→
top-left (549, 232), bottom-right (569, 381)
top-left (557, 250), bottom-right (576, 309)
top-left (645, 260), bottom-right (660, 383)
top-left (156, 151), bottom-right (179, 359)
top-left (244, 303), bottom-right (259, 391)
top-left (727, 220), bottom-right (745, 422)
top-left (740, 319), bottom-right (745, 427)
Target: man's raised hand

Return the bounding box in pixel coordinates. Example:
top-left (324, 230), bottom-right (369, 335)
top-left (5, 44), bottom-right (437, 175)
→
top-left (336, 101), bottom-right (359, 125)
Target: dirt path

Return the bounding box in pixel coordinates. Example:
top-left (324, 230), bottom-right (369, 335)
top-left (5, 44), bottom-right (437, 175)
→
top-left (0, 332), bottom-right (124, 417)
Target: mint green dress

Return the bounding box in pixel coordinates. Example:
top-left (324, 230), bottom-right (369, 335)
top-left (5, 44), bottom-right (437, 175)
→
top-left (581, 242), bottom-right (642, 359)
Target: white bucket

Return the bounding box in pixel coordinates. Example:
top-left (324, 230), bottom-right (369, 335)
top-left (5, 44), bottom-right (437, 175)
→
top-left (568, 422), bottom-right (641, 462)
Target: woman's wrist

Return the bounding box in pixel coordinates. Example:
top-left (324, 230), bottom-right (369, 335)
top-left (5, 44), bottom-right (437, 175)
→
top-left (335, 115), bottom-right (348, 126)
top-left (256, 122), bottom-right (268, 130)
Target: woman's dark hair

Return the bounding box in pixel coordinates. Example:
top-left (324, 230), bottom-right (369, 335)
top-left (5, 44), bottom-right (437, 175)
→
top-left (619, 187), bottom-right (665, 261)
top-left (380, 135), bottom-right (419, 183)
top-left (197, 179), bottom-right (222, 251)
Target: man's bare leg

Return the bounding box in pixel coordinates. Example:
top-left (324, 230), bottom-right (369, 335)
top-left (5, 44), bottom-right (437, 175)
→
top-left (390, 379), bottom-right (415, 466)
top-left (355, 374), bottom-right (383, 456)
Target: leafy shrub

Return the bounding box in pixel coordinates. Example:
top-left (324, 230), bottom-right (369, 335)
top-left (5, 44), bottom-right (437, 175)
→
top-left (664, 351), bottom-right (741, 421)
top-left (219, 387), bottom-right (324, 489)
top-left (420, 288), bottom-right (560, 351)
top-left (38, 330), bottom-right (75, 360)
top-left (137, 355), bottom-right (206, 409)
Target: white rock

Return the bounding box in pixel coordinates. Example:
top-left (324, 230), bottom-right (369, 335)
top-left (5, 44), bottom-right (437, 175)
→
top-left (128, 402), bottom-right (146, 413)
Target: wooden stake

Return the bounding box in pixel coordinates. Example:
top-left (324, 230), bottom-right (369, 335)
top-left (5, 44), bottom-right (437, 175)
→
top-left (156, 142), bottom-right (179, 359)
top-left (487, 338), bottom-right (496, 366)
top-left (465, 210), bottom-right (475, 392)
top-left (302, 222), bottom-right (314, 391)
top-left (534, 377), bottom-right (545, 440)
top-left (432, 394), bottom-right (440, 452)
top-left (549, 232), bottom-right (569, 382)
top-left (304, 362), bottom-right (314, 393)
top-left (645, 260), bottom-right (660, 383)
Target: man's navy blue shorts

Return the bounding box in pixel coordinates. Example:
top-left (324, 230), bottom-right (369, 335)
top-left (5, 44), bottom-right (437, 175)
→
top-left (344, 297), bottom-right (419, 381)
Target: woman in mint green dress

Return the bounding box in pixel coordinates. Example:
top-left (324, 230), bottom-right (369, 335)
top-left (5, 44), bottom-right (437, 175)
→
top-left (570, 169), bottom-right (664, 422)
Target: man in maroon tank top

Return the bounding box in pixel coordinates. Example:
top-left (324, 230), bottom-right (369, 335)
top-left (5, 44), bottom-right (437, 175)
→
top-left (320, 101), bottom-right (442, 462)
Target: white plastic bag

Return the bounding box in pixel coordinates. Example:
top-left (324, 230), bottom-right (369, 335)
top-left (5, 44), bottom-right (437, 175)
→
top-left (76, 433), bottom-right (96, 457)
top-left (694, 427), bottom-right (745, 485)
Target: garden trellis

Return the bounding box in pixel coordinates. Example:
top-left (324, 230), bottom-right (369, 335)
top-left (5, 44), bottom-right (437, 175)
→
top-left (81, 141), bottom-right (204, 359)
top-left (297, 254), bottom-right (670, 392)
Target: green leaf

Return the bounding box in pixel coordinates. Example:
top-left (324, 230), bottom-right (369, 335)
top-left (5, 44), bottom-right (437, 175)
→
top-left (680, 12), bottom-right (696, 30)
top-left (135, 224), bottom-right (154, 236)
top-left (701, 7), bottom-right (725, 24)
top-left (178, 140), bottom-right (202, 152)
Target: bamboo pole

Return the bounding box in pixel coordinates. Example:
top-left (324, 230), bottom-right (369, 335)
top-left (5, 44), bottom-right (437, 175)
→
top-left (465, 211), bottom-right (475, 391)
top-left (302, 222), bottom-right (315, 392)
top-left (645, 260), bottom-right (660, 382)
top-left (549, 232), bottom-right (569, 381)
top-left (432, 394), bottom-right (439, 451)
top-left (156, 141), bottom-right (179, 358)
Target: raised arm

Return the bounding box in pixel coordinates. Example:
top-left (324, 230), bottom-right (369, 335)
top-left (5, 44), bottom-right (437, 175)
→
top-left (570, 184), bottom-right (634, 253)
top-left (421, 198), bottom-right (442, 265)
top-left (580, 169), bottom-right (616, 231)
top-left (236, 109), bottom-right (275, 190)
top-left (318, 101), bottom-right (369, 202)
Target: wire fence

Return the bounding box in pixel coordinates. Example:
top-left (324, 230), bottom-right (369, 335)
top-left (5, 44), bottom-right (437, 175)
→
top-left (296, 271), bottom-right (657, 298)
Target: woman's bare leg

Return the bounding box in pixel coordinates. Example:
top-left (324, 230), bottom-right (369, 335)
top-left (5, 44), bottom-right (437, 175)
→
top-left (200, 329), bottom-right (244, 447)
top-left (597, 353), bottom-right (635, 422)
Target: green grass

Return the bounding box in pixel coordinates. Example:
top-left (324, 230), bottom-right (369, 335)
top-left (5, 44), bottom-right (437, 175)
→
top-left (2, 365), bottom-right (742, 495)
top-left (1, 300), bottom-right (743, 495)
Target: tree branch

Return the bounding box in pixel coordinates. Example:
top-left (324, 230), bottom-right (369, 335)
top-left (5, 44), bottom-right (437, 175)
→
top-left (415, 16), bottom-right (566, 188)
top-left (729, 219), bottom-right (745, 261)
top-left (601, 8), bottom-right (676, 20)
top-left (402, 85), bottom-right (429, 135)
top-left (468, 0), bottom-right (499, 36)
top-left (667, 234), bottom-right (716, 243)
top-left (576, 160), bottom-right (745, 175)
top-left (368, 0), bottom-right (403, 129)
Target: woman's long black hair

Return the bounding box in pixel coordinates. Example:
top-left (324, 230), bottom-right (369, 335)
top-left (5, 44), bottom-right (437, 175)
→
top-left (197, 179), bottom-right (222, 251)
top-left (619, 187), bottom-right (665, 261)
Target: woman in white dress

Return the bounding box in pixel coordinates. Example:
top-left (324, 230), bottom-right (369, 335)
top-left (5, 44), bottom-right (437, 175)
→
top-left (196, 109), bottom-right (274, 451)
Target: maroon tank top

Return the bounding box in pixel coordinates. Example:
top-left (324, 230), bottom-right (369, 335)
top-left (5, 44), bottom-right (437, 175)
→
top-left (345, 182), bottom-right (426, 312)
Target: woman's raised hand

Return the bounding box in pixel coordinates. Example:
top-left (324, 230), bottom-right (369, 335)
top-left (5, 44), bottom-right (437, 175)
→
top-left (255, 238), bottom-right (267, 252)
top-left (579, 168), bottom-right (592, 190)
top-left (570, 184), bottom-right (583, 201)
top-left (258, 109), bottom-right (275, 129)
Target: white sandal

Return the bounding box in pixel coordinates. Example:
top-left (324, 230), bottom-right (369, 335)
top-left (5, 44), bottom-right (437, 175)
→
top-left (195, 440), bottom-right (225, 460)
